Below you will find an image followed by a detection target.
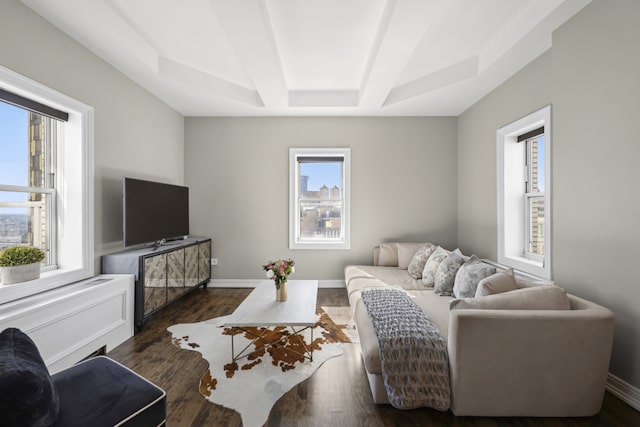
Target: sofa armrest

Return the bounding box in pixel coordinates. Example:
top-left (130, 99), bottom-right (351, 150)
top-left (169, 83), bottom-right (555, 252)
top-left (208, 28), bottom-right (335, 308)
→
top-left (447, 295), bottom-right (614, 417)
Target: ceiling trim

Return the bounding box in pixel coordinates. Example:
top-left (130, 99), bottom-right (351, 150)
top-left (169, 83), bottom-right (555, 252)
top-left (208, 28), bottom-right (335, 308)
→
top-left (209, 0), bottom-right (288, 109)
top-left (384, 56), bottom-right (478, 107)
top-left (358, 0), bottom-right (446, 108)
top-left (159, 57), bottom-right (263, 107)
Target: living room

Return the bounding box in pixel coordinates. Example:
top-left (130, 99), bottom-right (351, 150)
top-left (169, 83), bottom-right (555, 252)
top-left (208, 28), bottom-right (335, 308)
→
top-left (0, 0), bottom-right (639, 425)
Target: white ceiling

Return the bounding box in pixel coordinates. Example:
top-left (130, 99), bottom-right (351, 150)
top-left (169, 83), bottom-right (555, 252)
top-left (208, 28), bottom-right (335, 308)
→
top-left (21, 0), bottom-right (590, 117)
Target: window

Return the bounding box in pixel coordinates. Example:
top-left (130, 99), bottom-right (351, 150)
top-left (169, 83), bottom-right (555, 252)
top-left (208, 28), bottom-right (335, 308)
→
top-left (0, 66), bottom-right (94, 303)
top-left (523, 128), bottom-right (544, 261)
top-left (497, 106), bottom-right (551, 279)
top-left (289, 148), bottom-right (350, 249)
top-left (0, 101), bottom-right (60, 268)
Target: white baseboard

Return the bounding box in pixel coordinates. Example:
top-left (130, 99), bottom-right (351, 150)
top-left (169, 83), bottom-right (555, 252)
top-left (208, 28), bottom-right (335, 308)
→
top-left (209, 279), bottom-right (346, 289)
top-left (607, 373), bottom-right (640, 412)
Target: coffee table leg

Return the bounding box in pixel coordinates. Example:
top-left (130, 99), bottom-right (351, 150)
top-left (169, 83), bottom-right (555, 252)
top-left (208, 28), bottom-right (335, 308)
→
top-left (231, 333), bottom-right (235, 364)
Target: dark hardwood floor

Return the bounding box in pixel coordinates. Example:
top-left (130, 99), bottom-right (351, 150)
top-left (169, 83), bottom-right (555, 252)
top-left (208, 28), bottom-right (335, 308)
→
top-left (108, 287), bottom-right (639, 427)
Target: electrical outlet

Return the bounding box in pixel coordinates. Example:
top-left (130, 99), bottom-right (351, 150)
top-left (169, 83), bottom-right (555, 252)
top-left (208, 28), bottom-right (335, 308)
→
top-left (210, 258), bottom-right (218, 266)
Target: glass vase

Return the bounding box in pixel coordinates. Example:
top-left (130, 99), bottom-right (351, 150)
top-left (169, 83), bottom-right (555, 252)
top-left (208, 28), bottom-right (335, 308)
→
top-left (276, 281), bottom-right (288, 301)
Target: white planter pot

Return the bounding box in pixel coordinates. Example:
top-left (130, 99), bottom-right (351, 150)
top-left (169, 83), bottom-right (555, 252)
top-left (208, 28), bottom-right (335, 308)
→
top-left (0, 262), bottom-right (41, 285)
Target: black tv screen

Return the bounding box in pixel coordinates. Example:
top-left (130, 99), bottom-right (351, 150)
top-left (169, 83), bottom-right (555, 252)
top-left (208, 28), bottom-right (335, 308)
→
top-left (123, 177), bottom-right (189, 247)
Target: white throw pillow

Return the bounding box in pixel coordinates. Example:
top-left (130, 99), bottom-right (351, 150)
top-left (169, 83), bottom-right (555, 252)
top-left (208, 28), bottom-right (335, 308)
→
top-left (475, 269), bottom-right (517, 297)
top-left (407, 244), bottom-right (436, 279)
top-left (421, 246), bottom-right (450, 287)
top-left (450, 285), bottom-right (571, 310)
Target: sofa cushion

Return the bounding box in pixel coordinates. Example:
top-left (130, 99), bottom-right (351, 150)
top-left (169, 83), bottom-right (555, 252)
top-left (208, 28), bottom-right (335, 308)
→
top-left (377, 243), bottom-right (399, 266)
top-left (410, 290), bottom-right (454, 340)
top-left (407, 243), bottom-right (436, 279)
top-left (453, 256), bottom-right (496, 298)
top-left (346, 266), bottom-right (424, 290)
top-left (475, 269), bottom-right (517, 297)
top-left (450, 285), bottom-right (571, 310)
top-left (397, 242), bottom-right (431, 269)
top-left (434, 249), bottom-right (465, 296)
top-left (344, 265), bottom-right (374, 285)
top-left (0, 328), bottom-right (60, 427)
top-left (422, 246), bottom-right (450, 287)
top-left (346, 277), bottom-right (389, 310)
top-left (52, 356), bottom-right (166, 427)
top-left (353, 289), bottom-right (452, 376)
top-left (346, 276), bottom-right (387, 296)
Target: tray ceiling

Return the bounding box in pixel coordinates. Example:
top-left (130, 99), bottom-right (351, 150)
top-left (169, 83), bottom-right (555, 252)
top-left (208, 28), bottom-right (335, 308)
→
top-left (21, 0), bottom-right (590, 116)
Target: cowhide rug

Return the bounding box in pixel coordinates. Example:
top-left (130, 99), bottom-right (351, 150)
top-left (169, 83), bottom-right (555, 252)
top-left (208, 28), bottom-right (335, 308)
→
top-left (168, 306), bottom-right (354, 427)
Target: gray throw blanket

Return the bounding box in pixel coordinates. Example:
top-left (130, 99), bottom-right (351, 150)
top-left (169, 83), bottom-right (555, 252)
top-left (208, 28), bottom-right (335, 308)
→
top-left (361, 287), bottom-right (451, 410)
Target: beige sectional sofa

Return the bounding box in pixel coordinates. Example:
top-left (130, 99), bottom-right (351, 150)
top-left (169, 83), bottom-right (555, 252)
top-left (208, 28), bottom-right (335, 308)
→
top-left (345, 242), bottom-right (615, 417)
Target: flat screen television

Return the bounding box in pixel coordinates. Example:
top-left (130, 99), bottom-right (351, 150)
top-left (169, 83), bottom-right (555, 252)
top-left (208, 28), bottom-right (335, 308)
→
top-left (123, 177), bottom-right (189, 247)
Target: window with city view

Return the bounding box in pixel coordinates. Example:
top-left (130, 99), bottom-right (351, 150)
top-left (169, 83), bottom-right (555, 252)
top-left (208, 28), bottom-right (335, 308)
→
top-left (497, 106), bottom-right (551, 279)
top-left (524, 131), bottom-right (544, 260)
top-left (0, 99), bottom-right (59, 266)
top-left (289, 148), bottom-right (350, 249)
top-left (0, 66), bottom-right (93, 302)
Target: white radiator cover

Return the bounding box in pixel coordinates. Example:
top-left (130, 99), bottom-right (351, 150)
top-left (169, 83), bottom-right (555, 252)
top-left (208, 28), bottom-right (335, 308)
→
top-left (0, 274), bottom-right (134, 374)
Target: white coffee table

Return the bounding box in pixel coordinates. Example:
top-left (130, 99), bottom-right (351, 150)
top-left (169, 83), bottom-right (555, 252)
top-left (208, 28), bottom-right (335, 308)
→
top-left (224, 279), bottom-right (318, 363)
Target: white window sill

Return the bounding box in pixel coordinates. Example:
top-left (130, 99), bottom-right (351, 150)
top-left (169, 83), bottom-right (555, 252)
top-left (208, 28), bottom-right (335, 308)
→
top-left (500, 254), bottom-right (551, 281)
top-left (290, 241), bottom-right (350, 250)
top-left (0, 267), bottom-right (92, 305)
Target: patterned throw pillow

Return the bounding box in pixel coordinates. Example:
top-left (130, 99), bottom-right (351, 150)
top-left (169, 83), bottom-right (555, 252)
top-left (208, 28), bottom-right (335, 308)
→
top-left (475, 269), bottom-right (517, 297)
top-left (434, 249), bottom-right (465, 296)
top-left (421, 246), bottom-right (450, 287)
top-left (407, 243), bottom-right (436, 279)
top-left (452, 255), bottom-right (496, 298)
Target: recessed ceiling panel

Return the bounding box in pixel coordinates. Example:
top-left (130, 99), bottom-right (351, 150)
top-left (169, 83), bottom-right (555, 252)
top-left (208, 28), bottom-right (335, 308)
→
top-left (267, 0), bottom-right (387, 90)
top-left (109, 0), bottom-right (254, 89)
top-left (397, 0), bottom-right (529, 86)
top-left (20, 0), bottom-right (591, 116)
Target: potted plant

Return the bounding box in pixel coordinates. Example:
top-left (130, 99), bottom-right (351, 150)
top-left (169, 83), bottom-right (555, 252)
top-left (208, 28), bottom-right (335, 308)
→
top-left (0, 246), bottom-right (46, 285)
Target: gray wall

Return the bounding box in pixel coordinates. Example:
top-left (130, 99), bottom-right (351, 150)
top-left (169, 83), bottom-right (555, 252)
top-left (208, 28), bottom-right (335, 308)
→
top-left (185, 117), bottom-right (458, 280)
top-left (552, 0), bottom-right (640, 391)
top-left (458, 0), bottom-right (640, 389)
top-left (0, 1), bottom-right (185, 270)
top-left (457, 50), bottom-right (553, 260)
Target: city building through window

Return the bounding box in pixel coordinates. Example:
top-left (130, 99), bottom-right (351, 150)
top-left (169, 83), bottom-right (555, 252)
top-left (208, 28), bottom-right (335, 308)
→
top-left (496, 106), bottom-right (551, 279)
top-left (289, 148), bottom-right (350, 249)
top-left (523, 129), bottom-right (545, 261)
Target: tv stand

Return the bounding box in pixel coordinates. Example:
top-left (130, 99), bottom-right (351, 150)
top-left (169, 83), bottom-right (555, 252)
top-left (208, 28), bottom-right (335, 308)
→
top-left (101, 237), bottom-right (211, 331)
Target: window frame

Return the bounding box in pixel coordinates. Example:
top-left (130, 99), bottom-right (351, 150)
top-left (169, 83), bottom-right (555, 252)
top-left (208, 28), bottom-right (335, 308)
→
top-left (0, 65), bottom-right (94, 304)
top-left (289, 147), bottom-right (351, 250)
top-left (496, 106), bottom-right (551, 279)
